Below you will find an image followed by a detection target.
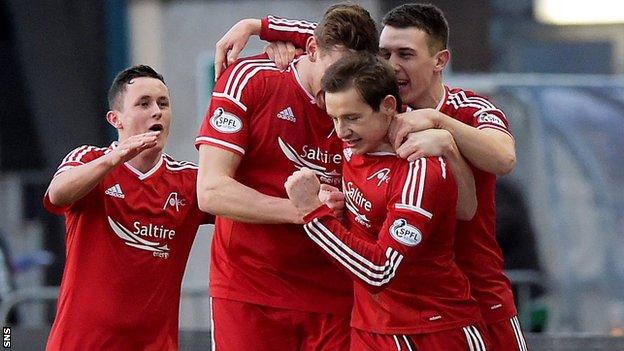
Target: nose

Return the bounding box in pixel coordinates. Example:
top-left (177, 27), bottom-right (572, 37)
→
top-left (151, 101), bottom-right (162, 119)
top-left (334, 120), bottom-right (351, 140)
top-left (388, 54), bottom-right (401, 73)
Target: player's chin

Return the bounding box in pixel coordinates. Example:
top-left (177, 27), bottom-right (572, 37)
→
top-left (398, 86), bottom-right (416, 105)
top-left (147, 141), bottom-right (166, 154)
top-left (350, 144), bottom-right (369, 155)
top-left (155, 132), bottom-right (169, 147)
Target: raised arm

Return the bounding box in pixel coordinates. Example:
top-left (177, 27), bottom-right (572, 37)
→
top-left (47, 132), bottom-right (159, 207)
top-left (214, 19), bottom-right (261, 79)
top-left (391, 108), bottom-right (516, 175)
top-left (214, 16), bottom-right (315, 78)
top-left (197, 144), bottom-right (302, 224)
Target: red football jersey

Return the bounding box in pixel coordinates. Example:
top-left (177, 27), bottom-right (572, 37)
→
top-left (259, 11), bottom-right (518, 326)
top-left (303, 151), bottom-right (481, 334)
top-left (195, 55), bottom-right (352, 314)
top-left (43, 144), bottom-right (212, 351)
top-left (439, 86), bottom-right (517, 323)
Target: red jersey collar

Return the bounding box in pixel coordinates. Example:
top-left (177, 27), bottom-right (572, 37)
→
top-left (110, 141), bottom-right (164, 181)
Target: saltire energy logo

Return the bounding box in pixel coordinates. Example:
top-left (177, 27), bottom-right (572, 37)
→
top-left (107, 217), bottom-right (172, 259)
top-left (278, 137), bottom-right (341, 186)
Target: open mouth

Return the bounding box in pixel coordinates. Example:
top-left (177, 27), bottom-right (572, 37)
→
top-left (397, 79), bottom-right (409, 89)
top-left (148, 124), bottom-right (164, 132)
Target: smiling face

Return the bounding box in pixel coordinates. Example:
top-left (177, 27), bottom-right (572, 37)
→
top-left (110, 77), bottom-right (171, 152)
top-left (325, 86), bottom-right (394, 155)
top-left (379, 25), bottom-right (448, 108)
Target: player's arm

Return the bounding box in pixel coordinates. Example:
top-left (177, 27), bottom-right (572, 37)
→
top-left (391, 108), bottom-right (516, 175)
top-left (47, 132), bottom-right (159, 207)
top-left (285, 164), bottom-right (440, 293)
top-left (214, 16), bottom-right (315, 78)
top-left (214, 19), bottom-right (261, 79)
top-left (440, 135), bottom-right (477, 220)
top-left (197, 145), bottom-right (303, 224)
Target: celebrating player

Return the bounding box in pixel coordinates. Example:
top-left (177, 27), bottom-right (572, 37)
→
top-left (44, 65), bottom-right (213, 350)
top-left (195, 4), bottom-right (379, 350)
top-left (215, 3), bottom-right (526, 349)
top-left (285, 52), bottom-right (488, 351)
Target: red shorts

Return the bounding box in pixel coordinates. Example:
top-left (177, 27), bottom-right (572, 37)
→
top-left (210, 297), bottom-right (350, 351)
top-left (487, 316), bottom-right (529, 351)
top-left (350, 324), bottom-right (490, 351)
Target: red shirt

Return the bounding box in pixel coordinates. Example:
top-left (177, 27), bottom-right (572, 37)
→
top-left (195, 55), bottom-right (352, 314)
top-left (259, 13), bottom-right (519, 323)
top-left (43, 144), bottom-right (212, 351)
top-left (439, 86), bottom-right (517, 322)
top-left (303, 151), bottom-right (481, 334)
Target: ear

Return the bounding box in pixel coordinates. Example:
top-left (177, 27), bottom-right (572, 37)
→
top-left (381, 95), bottom-right (397, 116)
top-left (305, 36), bottom-right (318, 62)
top-left (106, 110), bottom-right (123, 130)
top-left (433, 49), bottom-right (450, 73)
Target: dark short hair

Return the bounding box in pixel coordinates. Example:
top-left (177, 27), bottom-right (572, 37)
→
top-left (314, 2), bottom-right (379, 55)
top-left (321, 52), bottom-right (401, 112)
top-left (382, 3), bottom-right (448, 54)
top-left (108, 65), bottom-right (165, 110)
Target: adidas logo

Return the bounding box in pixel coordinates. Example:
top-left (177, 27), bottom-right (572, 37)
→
top-left (105, 184), bottom-right (125, 199)
top-left (276, 107), bottom-right (296, 123)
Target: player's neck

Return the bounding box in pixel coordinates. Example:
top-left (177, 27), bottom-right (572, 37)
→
top-left (294, 57), bottom-right (319, 100)
top-left (126, 150), bottom-right (162, 174)
top-left (372, 141), bottom-right (394, 154)
top-left (410, 82), bottom-right (445, 110)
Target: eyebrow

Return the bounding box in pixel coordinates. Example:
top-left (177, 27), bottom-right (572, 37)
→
top-left (380, 45), bottom-right (416, 52)
top-left (136, 95), bottom-right (169, 100)
top-left (336, 113), bottom-right (360, 119)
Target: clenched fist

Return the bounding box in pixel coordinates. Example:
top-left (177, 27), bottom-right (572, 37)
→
top-left (284, 168), bottom-right (323, 216)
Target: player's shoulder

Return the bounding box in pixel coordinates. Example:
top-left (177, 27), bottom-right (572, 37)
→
top-left (162, 153), bottom-right (198, 176)
top-left (218, 53), bottom-right (282, 82)
top-left (392, 156), bottom-right (447, 186)
top-left (214, 54), bottom-right (285, 109)
top-left (61, 144), bottom-right (111, 165)
top-left (445, 86), bottom-right (501, 112)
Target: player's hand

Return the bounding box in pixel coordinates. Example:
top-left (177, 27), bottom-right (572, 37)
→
top-left (284, 167), bottom-right (323, 216)
top-left (264, 41), bottom-right (302, 71)
top-left (395, 129), bottom-right (454, 162)
top-left (214, 19), bottom-right (261, 80)
top-left (389, 108), bottom-right (440, 151)
top-left (318, 184), bottom-right (344, 219)
top-left (108, 131), bottom-right (160, 166)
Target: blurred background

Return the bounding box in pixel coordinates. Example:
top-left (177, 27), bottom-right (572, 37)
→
top-left (1, 0), bottom-right (623, 349)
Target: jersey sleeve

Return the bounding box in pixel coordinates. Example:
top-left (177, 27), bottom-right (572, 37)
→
top-left (260, 15), bottom-right (316, 49)
top-left (43, 145), bottom-right (104, 215)
top-left (302, 158), bottom-right (454, 293)
top-left (195, 55), bottom-right (272, 156)
top-left (465, 93), bottom-right (512, 137)
top-left (448, 90), bottom-right (513, 137)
